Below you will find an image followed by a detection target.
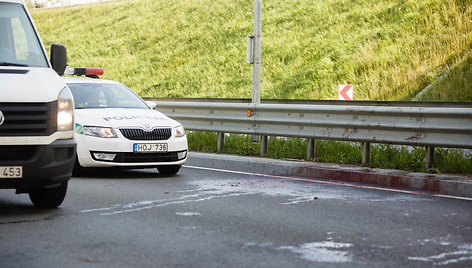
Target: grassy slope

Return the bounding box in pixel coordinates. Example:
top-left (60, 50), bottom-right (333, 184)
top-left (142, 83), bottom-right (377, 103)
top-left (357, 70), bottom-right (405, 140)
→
top-left (415, 52), bottom-right (472, 101)
top-left (31, 0), bottom-right (472, 101)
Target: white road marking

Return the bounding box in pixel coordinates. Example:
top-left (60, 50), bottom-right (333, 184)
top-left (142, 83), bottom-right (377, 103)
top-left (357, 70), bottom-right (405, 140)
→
top-left (408, 245), bottom-right (472, 266)
top-left (176, 212), bottom-right (201, 216)
top-left (278, 241), bottom-right (353, 263)
top-left (80, 192), bottom-right (249, 216)
top-left (80, 164), bottom-right (469, 216)
top-left (184, 165), bottom-right (472, 201)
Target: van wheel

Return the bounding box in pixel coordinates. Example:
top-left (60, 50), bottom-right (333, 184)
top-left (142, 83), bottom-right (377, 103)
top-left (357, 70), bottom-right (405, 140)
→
top-left (29, 181), bottom-right (68, 208)
top-left (72, 156), bottom-right (84, 177)
top-left (157, 165), bottom-right (181, 175)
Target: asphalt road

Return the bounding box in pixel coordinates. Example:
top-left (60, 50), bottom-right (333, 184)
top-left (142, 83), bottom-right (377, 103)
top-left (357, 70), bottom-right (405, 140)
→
top-left (0, 166), bottom-right (471, 268)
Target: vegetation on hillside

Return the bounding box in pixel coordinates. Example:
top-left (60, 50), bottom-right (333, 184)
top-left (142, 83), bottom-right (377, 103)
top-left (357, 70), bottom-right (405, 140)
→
top-left (31, 0), bottom-right (472, 101)
top-left (30, 0), bottom-right (472, 174)
top-left (414, 52), bottom-right (472, 101)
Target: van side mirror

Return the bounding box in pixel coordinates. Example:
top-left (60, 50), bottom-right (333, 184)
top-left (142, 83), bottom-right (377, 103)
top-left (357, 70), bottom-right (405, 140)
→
top-left (50, 44), bottom-right (67, 76)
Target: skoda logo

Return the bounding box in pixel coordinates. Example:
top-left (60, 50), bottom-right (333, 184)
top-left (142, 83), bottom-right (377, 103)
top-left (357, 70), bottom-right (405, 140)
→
top-left (0, 110), bottom-right (4, 126)
top-left (143, 124), bottom-right (152, 132)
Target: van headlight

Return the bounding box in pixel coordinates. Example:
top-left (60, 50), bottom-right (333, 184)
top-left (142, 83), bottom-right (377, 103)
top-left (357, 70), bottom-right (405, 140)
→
top-left (174, 125), bottom-right (186, 138)
top-left (57, 87), bottom-right (74, 131)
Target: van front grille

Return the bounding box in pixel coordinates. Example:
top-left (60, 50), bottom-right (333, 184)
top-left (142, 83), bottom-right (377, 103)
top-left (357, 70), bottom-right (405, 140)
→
top-left (0, 102), bottom-right (57, 136)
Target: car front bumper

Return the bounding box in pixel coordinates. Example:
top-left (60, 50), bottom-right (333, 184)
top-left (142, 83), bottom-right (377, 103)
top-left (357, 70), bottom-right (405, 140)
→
top-left (76, 134), bottom-right (188, 167)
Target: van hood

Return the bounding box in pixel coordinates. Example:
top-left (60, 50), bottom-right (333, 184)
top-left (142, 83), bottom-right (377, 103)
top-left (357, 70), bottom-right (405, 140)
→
top-left (75, 108), bottom-right (181, 129)
top-left (0, 67), bottom-right (66, 102)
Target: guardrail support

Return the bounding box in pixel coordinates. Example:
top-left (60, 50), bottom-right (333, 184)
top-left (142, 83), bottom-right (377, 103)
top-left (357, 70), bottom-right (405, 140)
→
top-left (261, 135), bottom-right (268, 156)
top-left (362, 142), bottom-right (371, 165)
top-left (425, 147), bottom-right (435, 169)
top-left (307, 138), bottom-right (316, 160)
top-left (217, 132), bottom-right (225, 152)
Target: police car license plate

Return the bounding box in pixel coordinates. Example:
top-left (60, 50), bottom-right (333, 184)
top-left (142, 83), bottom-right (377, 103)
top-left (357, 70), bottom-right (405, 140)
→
top-left (134, 143), bottom-right (168, 153)
top-left (0, 166), bottom-right (22, 178)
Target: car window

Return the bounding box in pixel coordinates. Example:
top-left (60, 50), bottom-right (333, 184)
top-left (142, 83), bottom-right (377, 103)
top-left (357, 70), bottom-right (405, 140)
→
top-left (67, 82), bottom-right (149, 109)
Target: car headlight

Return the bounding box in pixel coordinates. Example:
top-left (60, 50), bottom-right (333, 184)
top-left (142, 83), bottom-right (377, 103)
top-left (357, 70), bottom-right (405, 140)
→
top-left (57, 87), bottom-right (74, 131)
top-left (83, 126), bottom-right (117, 138)
top-left (174, 125), bottom-right (186, 138)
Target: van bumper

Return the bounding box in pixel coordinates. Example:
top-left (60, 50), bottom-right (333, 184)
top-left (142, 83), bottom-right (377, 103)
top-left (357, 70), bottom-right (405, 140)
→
top-left (0, 139), bottom-right (76, 191)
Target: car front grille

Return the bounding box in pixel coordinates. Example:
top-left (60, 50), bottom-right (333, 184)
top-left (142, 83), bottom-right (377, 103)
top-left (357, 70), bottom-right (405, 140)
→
top-left (119, 128), bottom-right (172, 140)
top-left (0, 102), bottom-right (57, 136)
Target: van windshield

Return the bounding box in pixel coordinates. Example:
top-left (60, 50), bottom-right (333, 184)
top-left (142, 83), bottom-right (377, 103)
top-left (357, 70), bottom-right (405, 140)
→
top-left (0, 3), bottom-right (48, 67)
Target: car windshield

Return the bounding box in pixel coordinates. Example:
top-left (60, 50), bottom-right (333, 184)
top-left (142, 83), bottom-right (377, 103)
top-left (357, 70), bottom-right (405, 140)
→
top-left (67, 82), bottom-right (149, 109)
top-left (0, 3), bottom-right (48, 67)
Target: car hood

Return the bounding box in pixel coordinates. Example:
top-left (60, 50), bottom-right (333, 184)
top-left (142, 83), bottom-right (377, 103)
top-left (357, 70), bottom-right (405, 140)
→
top-left (75, 108), bottom-right (181, 129)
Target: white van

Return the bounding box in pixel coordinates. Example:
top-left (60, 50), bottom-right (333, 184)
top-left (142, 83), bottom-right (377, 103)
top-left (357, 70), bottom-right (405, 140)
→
top-left (0, 0), bottom-right (76, 207)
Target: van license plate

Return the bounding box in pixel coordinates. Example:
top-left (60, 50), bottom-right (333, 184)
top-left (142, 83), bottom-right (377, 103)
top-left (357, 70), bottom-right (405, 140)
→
top-left (0, 166), bottom-right (22, 178)
top-left (134, 143), bottom-right (168, 153)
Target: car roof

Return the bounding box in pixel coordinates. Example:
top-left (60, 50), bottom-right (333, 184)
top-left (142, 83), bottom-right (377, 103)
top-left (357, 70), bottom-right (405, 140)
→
top-left (62, 77), bottom-right (124, 85)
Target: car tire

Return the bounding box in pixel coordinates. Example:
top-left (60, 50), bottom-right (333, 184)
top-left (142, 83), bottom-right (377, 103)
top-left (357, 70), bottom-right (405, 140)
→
top-left (157, 165), bottom-right (181, 175)
top-left (28, 181), bottom-right (68, 208)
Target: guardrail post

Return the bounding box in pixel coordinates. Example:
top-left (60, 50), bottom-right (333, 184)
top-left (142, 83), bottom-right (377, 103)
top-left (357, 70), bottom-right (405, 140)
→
top-left (362, 142), bottom-right (371, 165)
top-left (217, 132), bottom-right (225, 152)
top-left (425, 147), bottom-right (435, 169)
top-left (261, 135), bottom-right (268, 156)
top-left (307, 138), bottom-right (316, 160)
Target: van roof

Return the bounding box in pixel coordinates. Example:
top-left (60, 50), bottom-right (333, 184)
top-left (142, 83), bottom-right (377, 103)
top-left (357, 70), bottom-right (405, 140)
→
top-left (0, 0), bottom-right (25, 4)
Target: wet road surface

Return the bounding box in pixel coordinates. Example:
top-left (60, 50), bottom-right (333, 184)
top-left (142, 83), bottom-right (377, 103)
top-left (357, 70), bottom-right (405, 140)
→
top-left (1, 166), bottom-right (471, 267)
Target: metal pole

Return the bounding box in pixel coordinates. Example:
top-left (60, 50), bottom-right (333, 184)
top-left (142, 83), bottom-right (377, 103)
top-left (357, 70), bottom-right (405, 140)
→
top-left (362, 142), bottom-right (371, 165)
top-left (252, 0), bottom-right (261, 104)
top-left (425, 147), bottom-right (435, 169)
top-left (260, 135), bottom-right (268, 156)
top-left (251, 0), bottom-right (262, 148)
top-left (307, 138), bottom-right (315, 160)
top-left (217, 132), bottom-right (225, 151)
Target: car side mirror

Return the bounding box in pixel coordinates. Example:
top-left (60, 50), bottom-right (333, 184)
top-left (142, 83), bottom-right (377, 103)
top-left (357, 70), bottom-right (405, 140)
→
top-left (145, 101), bottom-right (157, 109)
top-left (50, 44), bottom-right (68, 76)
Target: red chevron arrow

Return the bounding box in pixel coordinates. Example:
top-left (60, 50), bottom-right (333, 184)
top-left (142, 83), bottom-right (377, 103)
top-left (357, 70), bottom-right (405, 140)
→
top-left (339, 85), bottom-right (352, 100)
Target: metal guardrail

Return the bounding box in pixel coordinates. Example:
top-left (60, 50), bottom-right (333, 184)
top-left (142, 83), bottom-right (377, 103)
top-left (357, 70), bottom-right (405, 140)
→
top-left (150, 99), bottom-right (472, 167)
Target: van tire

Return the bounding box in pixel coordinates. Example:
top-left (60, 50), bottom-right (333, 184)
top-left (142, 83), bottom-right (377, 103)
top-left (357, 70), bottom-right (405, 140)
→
top-left (72, 156), bottom-right (84, 177)
top-left (28, 181), bottom-right (68, 208)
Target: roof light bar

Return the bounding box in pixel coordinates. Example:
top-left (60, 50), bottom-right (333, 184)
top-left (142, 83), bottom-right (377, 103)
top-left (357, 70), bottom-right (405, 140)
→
top-left (67, 67), bottom-right (104, 78)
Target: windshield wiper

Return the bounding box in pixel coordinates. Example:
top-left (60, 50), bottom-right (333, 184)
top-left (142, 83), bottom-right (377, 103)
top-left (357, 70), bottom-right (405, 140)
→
top-left (0, 62), bottom-right (29, 67)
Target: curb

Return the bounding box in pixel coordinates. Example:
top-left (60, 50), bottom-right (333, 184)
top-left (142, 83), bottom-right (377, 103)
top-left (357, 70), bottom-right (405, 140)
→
top-left (185, 152), bottom-right (472, 198)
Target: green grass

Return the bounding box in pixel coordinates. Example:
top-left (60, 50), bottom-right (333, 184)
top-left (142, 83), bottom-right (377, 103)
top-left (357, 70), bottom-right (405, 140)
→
top-left (30, 0), bottom-right (472, 174)
top-left (188, 132), bottom-right (472, 174)
top-left (31, 0), bottom-right (472, 101)
top-left (414, 52), bottom-right (472, 101)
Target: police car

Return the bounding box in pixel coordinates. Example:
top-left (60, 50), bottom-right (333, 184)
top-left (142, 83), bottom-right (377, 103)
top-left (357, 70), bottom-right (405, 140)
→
top-left (65, 68), bottom-right (187, 175)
